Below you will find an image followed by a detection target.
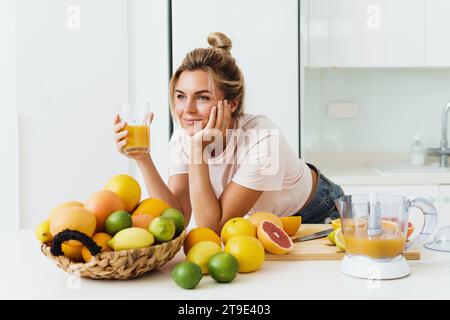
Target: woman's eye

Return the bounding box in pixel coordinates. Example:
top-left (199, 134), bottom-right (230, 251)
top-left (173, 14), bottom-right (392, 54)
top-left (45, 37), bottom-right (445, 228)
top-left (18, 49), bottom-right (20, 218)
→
top-left (198, 96), bottom-right (209, 101)
top-left (176, 94), bottom-right (186, 101)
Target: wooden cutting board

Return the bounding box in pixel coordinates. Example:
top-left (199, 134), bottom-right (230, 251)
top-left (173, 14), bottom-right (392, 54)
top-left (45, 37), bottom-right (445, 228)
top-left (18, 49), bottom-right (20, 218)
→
top-left (265, 224), bottom-right (421, 261)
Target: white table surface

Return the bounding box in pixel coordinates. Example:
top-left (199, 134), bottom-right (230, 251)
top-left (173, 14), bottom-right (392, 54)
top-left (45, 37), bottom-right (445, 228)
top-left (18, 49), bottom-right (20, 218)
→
top-left (2, 230), bottom-right (450, 300)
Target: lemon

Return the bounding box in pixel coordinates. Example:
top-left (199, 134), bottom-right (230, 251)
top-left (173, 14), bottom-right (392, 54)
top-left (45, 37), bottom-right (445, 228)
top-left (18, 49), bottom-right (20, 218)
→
top-left (186, 241), bottom-right (222, 274)
top-left (35, 220), bottom-right (53, 243)
top-left (334, 228), bottom-right (346, 252)
top-left (331, 218), bottom-right (341, 230)
top-left (327, 229), bottom-right (337, 245)
top-left (108, 227), bottom-right (154, 251)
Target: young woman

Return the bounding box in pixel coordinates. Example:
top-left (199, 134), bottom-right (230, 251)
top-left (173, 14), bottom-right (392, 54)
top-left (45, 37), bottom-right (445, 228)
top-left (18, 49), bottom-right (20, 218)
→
top-left (113, 32), bottom-right (344, 234)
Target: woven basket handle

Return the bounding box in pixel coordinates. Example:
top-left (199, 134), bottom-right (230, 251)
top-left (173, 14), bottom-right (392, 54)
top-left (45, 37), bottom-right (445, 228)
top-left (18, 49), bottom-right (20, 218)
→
top-left (51, 229), bottom-right (102, 257)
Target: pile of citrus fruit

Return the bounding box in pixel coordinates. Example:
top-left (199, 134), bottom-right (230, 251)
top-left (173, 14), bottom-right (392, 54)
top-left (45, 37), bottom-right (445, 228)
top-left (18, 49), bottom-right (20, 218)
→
top-left (35, 174), bottom-right (185, 263)
top-left (172, 212), bottom-right (302, 289)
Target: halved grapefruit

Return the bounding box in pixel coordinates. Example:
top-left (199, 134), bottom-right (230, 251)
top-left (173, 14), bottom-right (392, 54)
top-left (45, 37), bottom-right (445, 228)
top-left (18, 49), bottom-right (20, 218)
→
top-left (257, 220), bottom-right (293, 255)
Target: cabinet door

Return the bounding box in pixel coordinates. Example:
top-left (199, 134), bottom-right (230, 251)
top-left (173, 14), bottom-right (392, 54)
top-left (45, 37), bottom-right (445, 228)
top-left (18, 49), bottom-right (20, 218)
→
top-left (439, 185), bottom-right (450, 228)
top-left (172, 0), bottom-right (300, 155)
top-left (340, 185), bottom-right (439, 229)
top-left (15, 0), bottom-right (129, 228)
top-left (309, 0), bottom-right (425, 67)
top-left (425, 0), bottom-right (450, 66)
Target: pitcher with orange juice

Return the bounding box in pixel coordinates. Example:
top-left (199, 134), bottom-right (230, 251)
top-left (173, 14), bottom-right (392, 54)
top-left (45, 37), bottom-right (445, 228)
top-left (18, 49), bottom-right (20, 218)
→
top-left (117, 101), bottom-right (151, 155)
top-left (335, 193), bottom-right (437, 279)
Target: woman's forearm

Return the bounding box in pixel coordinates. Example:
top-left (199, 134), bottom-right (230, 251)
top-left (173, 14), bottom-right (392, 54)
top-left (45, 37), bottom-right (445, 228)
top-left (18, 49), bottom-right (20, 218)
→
top-left (189, 162), bottom-right (222, 233)
top-left (135, 154), bottom-right (183, 213)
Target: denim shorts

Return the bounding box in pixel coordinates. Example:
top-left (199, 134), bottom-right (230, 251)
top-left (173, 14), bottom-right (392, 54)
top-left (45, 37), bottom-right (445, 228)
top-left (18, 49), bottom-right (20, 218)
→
top-left (294, 163), bottom-right (345, 224)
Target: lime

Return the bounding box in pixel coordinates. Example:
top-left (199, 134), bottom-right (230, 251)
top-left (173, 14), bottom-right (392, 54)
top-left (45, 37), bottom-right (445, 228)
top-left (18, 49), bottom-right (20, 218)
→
top-left (207, 252), bottom-right (239, 283)
top-left (148, 216), bottom-right (176, 243)
top-left (334, 228), bottom-right (346, 252)
top-left (162, 208), bottom-right (185, 235)
top-left (327, 229), bottom-right (337, 245)
top-left (186, 241), bottom-right (222, 274)
top-left (172, 262), bottom-right (203, 289)
top-left (105, 210), bottom-right (132, 236)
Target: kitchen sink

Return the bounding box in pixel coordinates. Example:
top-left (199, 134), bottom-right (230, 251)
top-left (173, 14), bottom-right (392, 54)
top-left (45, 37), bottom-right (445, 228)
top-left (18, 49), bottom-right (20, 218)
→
top-left (367, 162), bottom-right (450, 175)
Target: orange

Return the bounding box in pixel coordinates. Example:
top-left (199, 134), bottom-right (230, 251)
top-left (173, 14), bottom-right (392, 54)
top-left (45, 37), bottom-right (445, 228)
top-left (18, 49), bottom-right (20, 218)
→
top-left (81, 233), bottom-right (112, 262)
top-left (132, 214), bottom-right (155, 229)
top-left (224, 235), bottom-right (265, 273)
top-left (221, 218), bottom-right (256, 244)
top-left (133, 198), bottom-right (170, 218)
top-left (280, 216), bottom-right (302, 236)
top-left (183, 227), bottom-right (221, 255)
top-left (61, 243), bottom-right (84, 262)
top-left (85, 190), bottom-right (125, 232)
top-left (105, 174), bottom-right (141, 212)
top-left (49, 207), bottom-right (97, 246)
top-left (257, 220), bottom-right (293, 255)
top-left (247, 211), bottom-right (282, 229)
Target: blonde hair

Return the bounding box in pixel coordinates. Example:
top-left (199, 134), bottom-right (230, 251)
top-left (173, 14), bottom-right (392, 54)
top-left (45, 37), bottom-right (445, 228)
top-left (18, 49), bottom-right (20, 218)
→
top-left (169, 32), bottom-right (245, 118)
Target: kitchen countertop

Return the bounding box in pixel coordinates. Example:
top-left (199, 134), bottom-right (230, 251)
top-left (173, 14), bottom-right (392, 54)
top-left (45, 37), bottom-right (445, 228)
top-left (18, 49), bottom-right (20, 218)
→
top-left (2, 230), bottom-right (450, 300)
top-left (319, 163), bottom-right (450, 185)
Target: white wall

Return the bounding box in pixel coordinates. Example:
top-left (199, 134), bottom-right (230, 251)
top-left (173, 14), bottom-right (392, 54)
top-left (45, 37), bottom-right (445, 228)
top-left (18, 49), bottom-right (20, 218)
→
top-left (172, 0), bottom-right (300, 156)
top-left (0, 0), bottom-right (19, 231)
top-left (128, 0), bottom-right (171, 194)
top-left (303, 68), bottom-right (450, 154)
top-left (15, 0), bottom-right (130, 228)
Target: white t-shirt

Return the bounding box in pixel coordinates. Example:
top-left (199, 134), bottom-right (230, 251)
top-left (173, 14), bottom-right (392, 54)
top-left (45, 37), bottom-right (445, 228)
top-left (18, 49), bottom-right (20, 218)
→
top-left (168, 113), bottom-right (313, 217)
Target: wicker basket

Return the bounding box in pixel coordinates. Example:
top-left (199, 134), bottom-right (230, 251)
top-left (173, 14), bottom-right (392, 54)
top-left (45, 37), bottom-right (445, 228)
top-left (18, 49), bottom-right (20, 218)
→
top-left (41, 230), bottom-right (186, 280)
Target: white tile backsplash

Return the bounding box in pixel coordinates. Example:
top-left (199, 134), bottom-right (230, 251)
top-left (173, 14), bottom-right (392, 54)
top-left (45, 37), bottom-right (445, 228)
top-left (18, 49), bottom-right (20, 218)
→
top-left (304, 68), bottom-right (450, 153)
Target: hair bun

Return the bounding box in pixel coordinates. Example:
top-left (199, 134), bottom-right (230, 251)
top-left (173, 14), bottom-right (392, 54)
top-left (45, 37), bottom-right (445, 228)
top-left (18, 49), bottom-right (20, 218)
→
top-left (208, 32), bottom-right (232, 54)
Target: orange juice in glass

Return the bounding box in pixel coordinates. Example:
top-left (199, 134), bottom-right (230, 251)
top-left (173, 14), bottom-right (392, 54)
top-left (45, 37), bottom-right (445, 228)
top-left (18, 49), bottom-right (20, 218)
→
top-left (118, 101), bottom-right (151, 155)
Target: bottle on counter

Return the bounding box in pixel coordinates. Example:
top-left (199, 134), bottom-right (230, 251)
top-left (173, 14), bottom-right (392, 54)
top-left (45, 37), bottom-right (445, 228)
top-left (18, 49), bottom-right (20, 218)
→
top-left (410, 133), bottom-right (426, 166)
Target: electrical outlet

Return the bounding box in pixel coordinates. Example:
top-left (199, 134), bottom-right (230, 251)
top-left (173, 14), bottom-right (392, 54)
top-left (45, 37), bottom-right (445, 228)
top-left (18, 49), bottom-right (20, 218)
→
top-left (327, 102), bottom-right (359, 118)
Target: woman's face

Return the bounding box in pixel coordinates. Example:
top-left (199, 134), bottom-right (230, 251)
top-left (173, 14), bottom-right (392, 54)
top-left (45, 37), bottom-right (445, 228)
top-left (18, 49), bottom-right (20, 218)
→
top-left (174, 70), bottom-right (226, 136)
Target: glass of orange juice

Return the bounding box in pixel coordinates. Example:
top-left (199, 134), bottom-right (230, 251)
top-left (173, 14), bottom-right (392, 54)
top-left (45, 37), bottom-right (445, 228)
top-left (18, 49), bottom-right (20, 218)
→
top-left (117, 101), bottom-right (151, 155)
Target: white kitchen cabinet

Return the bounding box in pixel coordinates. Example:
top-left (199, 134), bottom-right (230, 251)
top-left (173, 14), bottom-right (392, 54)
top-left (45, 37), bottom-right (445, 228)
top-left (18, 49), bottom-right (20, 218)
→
top-left (308, 0), bottom-right (425, 67)
top-left (14, 0), bottom-right (130, 228)
top-left (171, 0), bottom-right (300, 155)
top-left (425, 0), bottom-right (450, 66)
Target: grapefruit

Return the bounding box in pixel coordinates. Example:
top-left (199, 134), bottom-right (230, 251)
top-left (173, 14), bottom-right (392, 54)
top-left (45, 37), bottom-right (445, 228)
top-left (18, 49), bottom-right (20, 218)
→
top-left (49, 207), bottom-right (97, 246)
top-left (257, 220), bottom-right (293, 255)
top-left (183, 227), bottom-right (221, 255)
top-left (407, 222), bottom-right (414, 238)
top-left (85, 190), bottom-right (125, 232)
top-left (105, 174), bottom-right (141, 212)
top-left (247, 211), bottom-right (282, 228)
top-left (48, 201), bottom-right (84, 221)
top-left (221, 218), bottom-right (257, 244)
top-left (280, 216), bottom-right (302, 236)
top-left (224, 235), bottom-right (265, 273)
top-left (133, 198), bottom-right (170, 218)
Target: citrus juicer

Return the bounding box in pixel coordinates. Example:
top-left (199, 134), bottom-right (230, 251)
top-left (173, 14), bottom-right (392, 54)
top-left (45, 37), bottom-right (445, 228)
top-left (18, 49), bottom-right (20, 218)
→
top-left (335, 193), bottom-right (438, 280)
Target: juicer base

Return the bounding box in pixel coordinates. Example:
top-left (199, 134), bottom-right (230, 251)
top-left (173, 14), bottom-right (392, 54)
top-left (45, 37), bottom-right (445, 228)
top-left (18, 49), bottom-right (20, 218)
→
top-left (340, 255), bottom-right (411, 280)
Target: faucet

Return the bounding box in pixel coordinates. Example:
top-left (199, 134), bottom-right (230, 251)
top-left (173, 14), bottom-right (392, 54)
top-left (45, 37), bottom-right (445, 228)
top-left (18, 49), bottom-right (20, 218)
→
top-left (427, 101), bottom-right (450, 167)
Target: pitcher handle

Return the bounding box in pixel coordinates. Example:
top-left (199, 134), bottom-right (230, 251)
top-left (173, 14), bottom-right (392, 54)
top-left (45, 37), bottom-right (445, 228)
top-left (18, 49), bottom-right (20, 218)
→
top-left (406, 198), bottom-right (438, 250)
